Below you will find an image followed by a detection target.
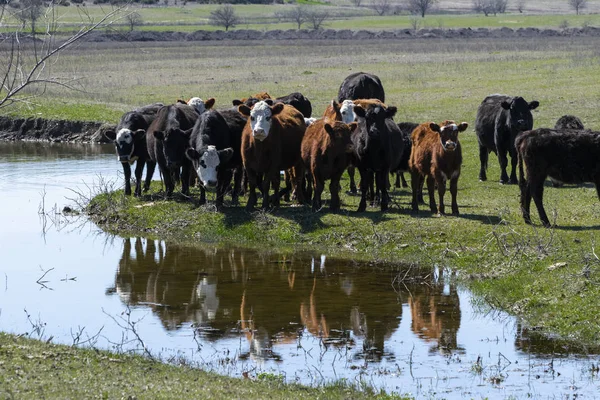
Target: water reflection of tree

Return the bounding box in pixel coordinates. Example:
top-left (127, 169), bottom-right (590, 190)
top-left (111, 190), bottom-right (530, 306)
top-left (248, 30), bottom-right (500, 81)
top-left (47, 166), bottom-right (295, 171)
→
top-left (405, 267), bottom-right (463, 355)
top-left (110, 239), bottom-right (409, 362)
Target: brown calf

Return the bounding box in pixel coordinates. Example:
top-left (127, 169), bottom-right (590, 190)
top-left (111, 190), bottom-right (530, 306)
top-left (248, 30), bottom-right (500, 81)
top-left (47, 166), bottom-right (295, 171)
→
top-left (239, 101), bottom-right (306, 210)
top-left (301, 118), bottom-right (357, 212)
top-left (409, 121), bottom-right (469, 215)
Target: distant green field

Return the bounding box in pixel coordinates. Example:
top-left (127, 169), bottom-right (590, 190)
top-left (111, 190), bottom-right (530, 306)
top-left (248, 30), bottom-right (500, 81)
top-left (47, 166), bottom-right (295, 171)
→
top-left (1, 3), bottom-right (600, 33)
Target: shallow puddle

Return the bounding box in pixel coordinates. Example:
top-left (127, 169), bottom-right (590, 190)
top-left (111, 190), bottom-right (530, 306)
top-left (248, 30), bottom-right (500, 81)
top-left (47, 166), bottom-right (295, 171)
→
top-left (1, 142), bottom-right (599, 399)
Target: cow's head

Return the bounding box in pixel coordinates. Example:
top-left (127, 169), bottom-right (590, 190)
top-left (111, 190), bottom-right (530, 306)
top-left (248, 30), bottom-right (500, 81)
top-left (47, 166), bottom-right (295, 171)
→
top-left (188, 97), bottom-right (215, 115)
top-left (325, 121), bottom-right (357, 154)
top-left (352, 104), bottom-right (396, 156)
top-left (185, 145), bottom-right (234, 190)
top-left (501, 97), bottom-right (539, 132)
top-left (430, 120), bottom-right (469, 152)
top-left (340, 100), bottom-right (356, 124)
top-left (154, 128), bottom-right (193, 169)
top-left (105, 128), bottom-right (146, 163)
top-left (238, 101), bottom-right (284, 141)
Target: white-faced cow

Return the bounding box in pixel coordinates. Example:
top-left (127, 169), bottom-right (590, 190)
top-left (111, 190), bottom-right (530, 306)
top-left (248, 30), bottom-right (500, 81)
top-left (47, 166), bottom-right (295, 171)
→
top-left (146, 103), bottom-right (198, 197)
top-left (185, 109), bottom-right (242, 207)
top-left (475, 94), bottom-right (539, 184)
top-left (233, 92), bottom-right (313, 118)
top-left (238, 101), bottom-right (306, 210)
top-left (517, 128), bottom-right (600, 228)
top-left (337, 72), bottom-right (385, 104)
top-left (351, 102), bottom-right (404, 212)
top-left (104, 103), bottom-right (162, 196)
top-left (409, 121), bottom-right (469, 215)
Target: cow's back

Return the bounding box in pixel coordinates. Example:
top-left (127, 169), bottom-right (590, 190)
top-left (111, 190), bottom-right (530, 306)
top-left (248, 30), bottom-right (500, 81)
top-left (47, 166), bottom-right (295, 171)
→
top-left (475, 94), bottom-right (510, 150)
top-left (337, 72), bottom-right (385, 103)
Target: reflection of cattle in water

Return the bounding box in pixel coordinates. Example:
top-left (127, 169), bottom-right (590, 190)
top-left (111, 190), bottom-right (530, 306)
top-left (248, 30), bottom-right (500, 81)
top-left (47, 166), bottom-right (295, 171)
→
top-left (110, 242), bottom-right (407, 362)
top-left (405, 267), bottom-right (462, 355)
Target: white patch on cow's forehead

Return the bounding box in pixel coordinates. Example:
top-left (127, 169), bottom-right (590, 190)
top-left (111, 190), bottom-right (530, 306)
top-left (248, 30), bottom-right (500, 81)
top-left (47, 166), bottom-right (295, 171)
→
top-left (188, 97), bottom-right (206, 114)
top-left (116, 128), bottom-right (133, 143)
top-left (251, 101), bottom-right (272, 116)
top-left (442, 124), bottom-right (458, 132)
top-left (201, 146), bottom-right (220, 168)
top-left (340, 100), bottom-right (355, 124)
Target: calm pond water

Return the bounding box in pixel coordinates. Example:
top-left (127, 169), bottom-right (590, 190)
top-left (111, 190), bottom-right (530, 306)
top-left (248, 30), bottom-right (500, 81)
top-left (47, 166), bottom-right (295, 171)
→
top-left (1, 141), bottom-right (599, 399)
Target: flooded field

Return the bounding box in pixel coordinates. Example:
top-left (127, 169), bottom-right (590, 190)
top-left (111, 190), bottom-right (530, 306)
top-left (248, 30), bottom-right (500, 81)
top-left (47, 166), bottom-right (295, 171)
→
top-left (1, 142), bottom-right (599, 399)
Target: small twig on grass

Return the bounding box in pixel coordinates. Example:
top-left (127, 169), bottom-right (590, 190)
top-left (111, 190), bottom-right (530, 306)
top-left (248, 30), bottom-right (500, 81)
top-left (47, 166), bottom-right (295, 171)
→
top-left (102, 305), bottom-right (154, 360)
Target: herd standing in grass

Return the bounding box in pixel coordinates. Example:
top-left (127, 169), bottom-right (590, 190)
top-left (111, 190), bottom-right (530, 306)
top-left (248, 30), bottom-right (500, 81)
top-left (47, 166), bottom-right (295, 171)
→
top-left (105, 72), bottom-right (600, 228)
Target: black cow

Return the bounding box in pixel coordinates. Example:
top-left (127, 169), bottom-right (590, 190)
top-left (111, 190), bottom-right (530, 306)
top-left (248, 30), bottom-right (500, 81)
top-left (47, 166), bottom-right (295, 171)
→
top-left (475, 94), bottom-right (539, 184)
top-left (337, 72), bottom-right (385, 103)
top-left (185, 109), bottom-right (241, 207)
top-left (394, 122), bottom-right (419, 188)
top-left (232, 92), bottom-right (313, 118)
top-left (146, 103), bottom-right (198, 197)
top-left (104, 103), bottom-right (162, 196)
top-left (351, 103), bottom-right (404, 212)
top-left (555, 115), bottom-right (585, 130)
top-left (517, 128), bottom-right (600, 227)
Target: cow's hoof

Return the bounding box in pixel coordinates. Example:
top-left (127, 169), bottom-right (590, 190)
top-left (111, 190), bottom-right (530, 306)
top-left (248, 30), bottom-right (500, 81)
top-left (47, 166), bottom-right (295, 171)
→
top-left (508, 179), bottom-right (518, 185)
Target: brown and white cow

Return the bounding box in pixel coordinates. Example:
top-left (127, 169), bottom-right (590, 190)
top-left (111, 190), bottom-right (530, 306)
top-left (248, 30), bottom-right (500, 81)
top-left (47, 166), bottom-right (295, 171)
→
top-left (409, 120), bottom-right (469, 215)
top-left (301, 116), bottom-right (357, 212)
top-left (238, 101), bottom-right (306, 210)
top-left (517, 128), bottom-right (600, 227)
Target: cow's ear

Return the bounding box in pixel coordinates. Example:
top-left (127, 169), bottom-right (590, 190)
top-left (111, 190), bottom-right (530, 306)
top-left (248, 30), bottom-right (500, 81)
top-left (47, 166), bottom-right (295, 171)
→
top-left (429, 123), bottom-right (441, 133)
top-left (353, 105), bottom-right (366, 118)
top-left (133, 129), bottom-right (146, 141)
top-left (271, 103), bottom-right (284, 116)
top-left (218, 148), bottom-right (234, 164)
top-left (528, 101), bottom-right (539, 110)
top-left (204, 98), bottom-right (216, 110)
top-left (104, 130), bottom-right (116, 141)
top-left (324, 123), bottom-right (334, 137)
top-left (153, 131), bottom-right (164, 141)
top-left (232, 99), bottom-right (243, 106)
top-left (186, 148), bottom-right (200, 161)
top-left (264, 99), bottom-right (274, 106)
top-left (348, 122), bottom-right (358, 132)
top-left (457, 122), bottom-right (469, 132)
top-left (501, 101), bottom-right (512, 110)
top-left (238, 105), bottom-right (251, 117)
top-left (386, 106), bottom-right (397, 119)
top-left (176, 99), bottom-right (187, 104)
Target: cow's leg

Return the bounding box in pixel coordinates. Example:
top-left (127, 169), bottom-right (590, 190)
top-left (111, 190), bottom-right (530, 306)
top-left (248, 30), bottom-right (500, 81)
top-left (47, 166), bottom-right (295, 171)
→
top-left (478, 145), bottom-right (488, 181)
top-left (357, 169), bottom-right (370, 212)
top-left (426, 175), bottom-right (437, 213)
top-left (313, 174), bottom-right (324, 212)
top-left (199, 185), bottom-right (206, 205)
top-left (520, 175), bottom-right (532, 225)
top-left (217, 170), bottom-right (233, 208)
top-left (293, 163), bottom-right (305, 205)
top-left (122, 162), bottom-right (132, 196)
top-left (437, 177), bottom-right (447, 215)
top-left (369, 173), bottom-right (376, 206)
top-left (508, 150), bottom-right (518, 184)
top-left (305, 171), bottom-right (313, 206)
top-left (400, 173), bottom-right (408, 188)
top-left (245, 169), bottom-right (259, 211)
top-left (450, 176), bottom-right (459, 215)
top-left (231, 166), bottom-right (243, 205)
top-left (347, 166), bottom-right (357, 194)
top-left (133, 160), bottom-right (144, 197)
top-left (283, 170), bottom-right (292, 202)
top-left (410, 171), bottom-right (421, 212)
top-left (161, 164), bottom-right (174, 197)
top-left (498, 149), bottom-right (510, 184)
top-left (181, 165), bottom-right (191, 196)
top-left (330, 173), bottom-right (342, 211)
top-left (144, 160), bottom-right (156, 192)
top-left (531, 177), bottom-right (551, 227)
top-left (267, 172), bottom-right (278, 209)
top-left (378, 170), bottom-right (389, 212)
top-left (394, 172), bottom-right (401, 188)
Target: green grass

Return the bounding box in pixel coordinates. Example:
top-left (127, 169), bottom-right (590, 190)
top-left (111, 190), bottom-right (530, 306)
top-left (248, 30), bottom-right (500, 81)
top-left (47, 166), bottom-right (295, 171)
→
top-left (0, 332), bottom-right (407, 399)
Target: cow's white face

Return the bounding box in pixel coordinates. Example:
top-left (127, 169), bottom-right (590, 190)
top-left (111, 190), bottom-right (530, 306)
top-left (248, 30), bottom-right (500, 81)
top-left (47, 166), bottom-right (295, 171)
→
top-left (188, 97), bottom-right (207, 115)
top-left (340, 100), bottom-right (355, 124)
top-left (196, 145), bottom-right (220, 189)
top-left (116, 128), bottom-right (135, 162)
top-left (249, 101), bottom-right (273, 141)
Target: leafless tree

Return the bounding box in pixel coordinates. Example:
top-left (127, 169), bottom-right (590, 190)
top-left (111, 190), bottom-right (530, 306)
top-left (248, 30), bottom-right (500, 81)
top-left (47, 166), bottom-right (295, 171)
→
top-left (407, 0), bottom-right (438, 17)
top-left (371, 0), bottom-right (391, 16)
top-left (209, 5), bottom-right (240, 31)
top-left (350, 0), bottom-right (363, 6)
top-left (125, 11), bottom-right (142, 32)
top-left (277, 6), bottom-right (308, 29)
top-left (516, 0), bottom-right (526, 13)
top-left (306, 8), bottom-right (330, 30)
top-left (473, 0), bottom-right (507, 16)
top-left (0, 3), bottom-right (126, 109)
top-left (13, 0), bottom-right (43, 34)
top-left (568, 0), bottom-right (587, 15)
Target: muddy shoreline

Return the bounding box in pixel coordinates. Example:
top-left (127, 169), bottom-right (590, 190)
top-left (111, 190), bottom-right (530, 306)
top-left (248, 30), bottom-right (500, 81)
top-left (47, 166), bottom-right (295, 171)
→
top-left (0, 116), bottom-right (113, 143)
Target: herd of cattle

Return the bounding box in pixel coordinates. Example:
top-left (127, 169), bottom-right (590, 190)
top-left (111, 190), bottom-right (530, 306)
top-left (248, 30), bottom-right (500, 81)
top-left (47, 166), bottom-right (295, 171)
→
top-left (105, 72), bottom-right (600, 228)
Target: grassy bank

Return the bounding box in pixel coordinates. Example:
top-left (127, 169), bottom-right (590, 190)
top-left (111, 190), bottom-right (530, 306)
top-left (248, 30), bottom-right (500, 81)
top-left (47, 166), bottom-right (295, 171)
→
top-left (0, 332), bottom-right (404, 399)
